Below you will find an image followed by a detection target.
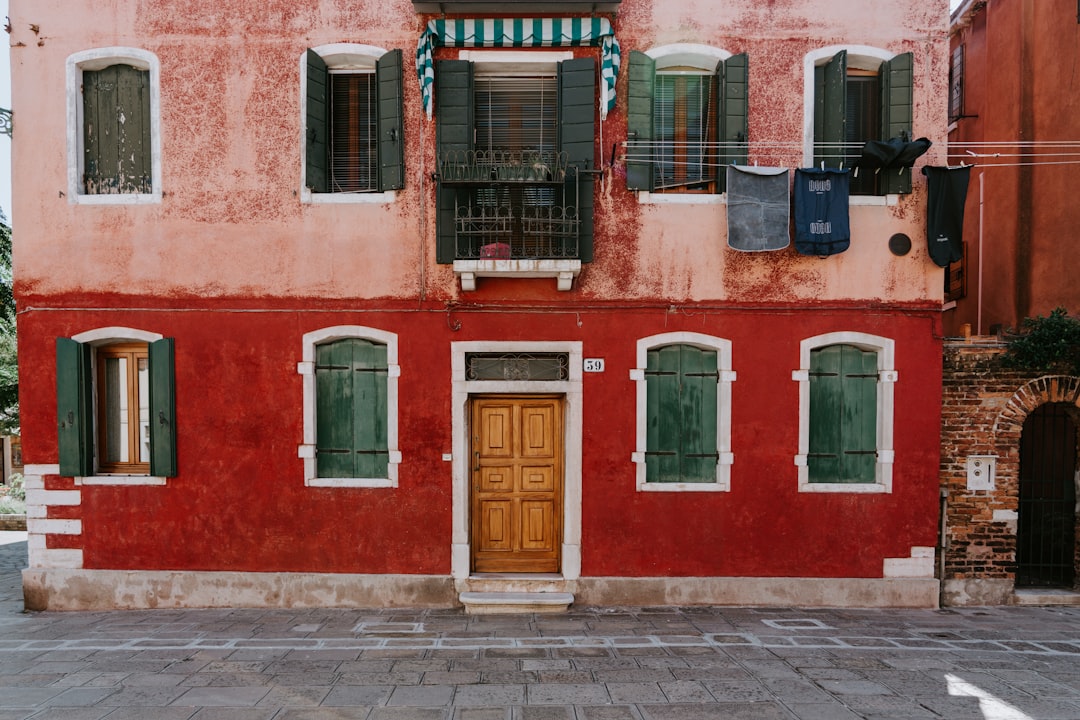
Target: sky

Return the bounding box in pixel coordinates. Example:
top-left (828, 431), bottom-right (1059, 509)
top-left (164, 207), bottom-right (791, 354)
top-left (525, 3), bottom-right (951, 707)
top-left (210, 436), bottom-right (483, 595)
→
top-left (0, 0), bottom-right (964, 228)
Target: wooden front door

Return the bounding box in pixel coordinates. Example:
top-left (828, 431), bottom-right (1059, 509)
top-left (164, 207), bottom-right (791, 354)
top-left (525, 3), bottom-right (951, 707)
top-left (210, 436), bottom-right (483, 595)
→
top-left (471, 395), bottom-right (563, 573)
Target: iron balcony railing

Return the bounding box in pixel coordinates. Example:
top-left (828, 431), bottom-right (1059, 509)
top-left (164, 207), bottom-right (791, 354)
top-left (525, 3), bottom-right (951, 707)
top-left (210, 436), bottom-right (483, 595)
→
top-left (438, 150), bottom-right (581, 261)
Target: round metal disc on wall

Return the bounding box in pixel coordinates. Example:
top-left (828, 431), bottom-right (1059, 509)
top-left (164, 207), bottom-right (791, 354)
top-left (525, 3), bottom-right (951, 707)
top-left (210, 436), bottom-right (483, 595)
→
top-left (888, 233), bottom-right (912, 256)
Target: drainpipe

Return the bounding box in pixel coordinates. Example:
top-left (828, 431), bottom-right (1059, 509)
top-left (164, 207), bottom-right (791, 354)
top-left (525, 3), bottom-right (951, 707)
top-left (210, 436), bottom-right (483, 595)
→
top-left (1015, 0), bottom-right (1034, 323)
top-left (938, 488), bottom-right (949, 609)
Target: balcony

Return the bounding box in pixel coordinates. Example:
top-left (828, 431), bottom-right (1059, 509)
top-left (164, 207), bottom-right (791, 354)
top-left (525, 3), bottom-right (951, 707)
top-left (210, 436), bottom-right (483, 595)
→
top-left (438, 150), bottom-right (583, 291)
top-left (413, 0), bottom-right (620, 13)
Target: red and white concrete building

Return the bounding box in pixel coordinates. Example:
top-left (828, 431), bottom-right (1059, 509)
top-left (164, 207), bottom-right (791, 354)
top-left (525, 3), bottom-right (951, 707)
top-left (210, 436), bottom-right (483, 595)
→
top-left (10, 0), bottom-right (951, 610)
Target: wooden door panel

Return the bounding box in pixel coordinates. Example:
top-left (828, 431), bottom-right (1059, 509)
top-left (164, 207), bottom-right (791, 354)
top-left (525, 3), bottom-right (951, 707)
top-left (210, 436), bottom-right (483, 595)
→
top-left (478, 500), bottom-right (513, 550)
top-left (520, 464), bottom-right (554, 492)
top-left (521, 404), bottom-right (555, 458)
top-left (519, 500), bottom-right (555, 551)
top-left (471, 395), bottom-right (563, 573)
top-left (478, 404), bottom-right (514, 458)
top-left (479, 465), bottom-right (514, 493)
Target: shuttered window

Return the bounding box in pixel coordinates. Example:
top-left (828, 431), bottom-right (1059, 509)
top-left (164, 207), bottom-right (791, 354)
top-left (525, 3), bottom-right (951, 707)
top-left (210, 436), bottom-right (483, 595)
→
top-left (645, 344), bottom-right (719, 483)
top-left (305, 48), bottom-right (404, 194)
top-left (82, 65), bottom-right (152, 195)
top-left (626, 51), bottom-right (747, 194)
top-left (813, 50), bottom-right (913, 196)
top-left (315, 338), bottom-right (389, 479)
top-left (56, 337), bottom-right (177, 478)
top-left (435, 58), bottom-right (596, 264)
top-left (808, 344), bottom-right (877, 484)
top-left (329, 73), bottom-right (378, 192)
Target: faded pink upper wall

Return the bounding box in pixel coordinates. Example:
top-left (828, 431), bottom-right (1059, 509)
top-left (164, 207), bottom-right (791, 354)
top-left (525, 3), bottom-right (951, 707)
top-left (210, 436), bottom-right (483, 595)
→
top-left (9, 0), bottom-right (949, 305)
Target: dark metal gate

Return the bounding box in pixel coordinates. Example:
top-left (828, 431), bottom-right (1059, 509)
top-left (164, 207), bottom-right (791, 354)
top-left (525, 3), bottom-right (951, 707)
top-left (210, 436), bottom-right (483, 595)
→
top-left (1017, 403), bottom-right (1078, 587)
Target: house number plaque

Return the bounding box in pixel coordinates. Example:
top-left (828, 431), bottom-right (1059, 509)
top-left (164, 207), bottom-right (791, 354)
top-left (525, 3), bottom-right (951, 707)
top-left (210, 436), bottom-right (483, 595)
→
top-left (583, 358), bottom-right (605, 372)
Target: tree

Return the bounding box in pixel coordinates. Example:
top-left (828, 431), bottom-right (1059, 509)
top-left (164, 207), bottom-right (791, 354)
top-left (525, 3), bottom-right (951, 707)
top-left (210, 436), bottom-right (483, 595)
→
top-left (0, 209), bottom-right (17, 434)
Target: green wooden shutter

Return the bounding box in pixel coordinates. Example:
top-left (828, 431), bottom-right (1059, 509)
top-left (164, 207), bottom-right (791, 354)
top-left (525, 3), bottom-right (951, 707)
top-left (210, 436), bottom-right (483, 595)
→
top-left (808, 344), bottom-right (877, 483)
top-left (841, 345), bottom-right (879, 483)
top-left (558, 57), bottom-right (596, 263)
top-left (880, 52), bottom-right (913, 195)
top-left (680, 345), bottom-right (719, 483)
top-left (719, 53), bottom-right (749, 191)
top-left (646, 346), bottom-right (681, 483)
top-left (814, 51), bottom-right (847, 170)
top-left (376, 49), bottom-right (405, 192)
top-left (83, 65), bottom-right (151, 195)
top-left (435, 60), bottom-right (473, 263)
top-left (315, 339), bottom-right (389, 478)
top-left (305, 49), bottom-right (329, 193)
top-left (148, 338), bottom-right (177, 477)
top-left (645, 345), bottom-right (718, 483)
top-left (625, 51), bottom-right (654, 192)
top-left (56, 338), bottom-right (93, 477)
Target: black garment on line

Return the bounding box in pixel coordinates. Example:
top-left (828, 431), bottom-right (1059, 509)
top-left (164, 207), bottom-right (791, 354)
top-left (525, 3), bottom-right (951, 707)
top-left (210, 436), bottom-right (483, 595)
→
top-left (922, 165), bottom-right (972, 268)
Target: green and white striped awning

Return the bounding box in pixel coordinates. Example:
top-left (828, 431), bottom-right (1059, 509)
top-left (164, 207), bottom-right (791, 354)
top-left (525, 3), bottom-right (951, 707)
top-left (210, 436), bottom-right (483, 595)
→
top-left (416, 17), bottom-right (621, 121)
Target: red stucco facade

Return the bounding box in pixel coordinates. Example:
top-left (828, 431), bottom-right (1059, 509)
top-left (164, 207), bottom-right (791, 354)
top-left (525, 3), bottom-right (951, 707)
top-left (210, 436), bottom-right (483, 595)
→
top-left (10, 0), bottom-right (951, 609)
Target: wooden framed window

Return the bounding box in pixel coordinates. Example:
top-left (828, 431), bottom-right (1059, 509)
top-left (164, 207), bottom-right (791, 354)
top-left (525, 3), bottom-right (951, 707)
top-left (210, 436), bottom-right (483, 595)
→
top-left (304, 48), bottom-right (404, 195)
top-left (315, 338), bottom-right (389, 479)
top-left (808, 344), bottom-right (878, 484)
top-left (434, 57), bottom-right (596, 263)
top-left (949, 44), bottom-right (964, 123)
top-left (625, 49), bottom-right (748, 195)
top-left (96, 343), bottom-right (150, 473)
top-left (329, 72), bottom-right (378, 192)
top-left (56, 335), bottom-right (177, 478)
top-left (813, 49), bottom-right (913, 196)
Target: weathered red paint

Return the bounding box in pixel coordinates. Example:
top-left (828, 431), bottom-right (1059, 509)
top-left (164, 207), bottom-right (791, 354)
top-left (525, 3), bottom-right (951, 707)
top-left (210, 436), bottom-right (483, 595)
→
top-left (19, 302), bottom-right (940, 577)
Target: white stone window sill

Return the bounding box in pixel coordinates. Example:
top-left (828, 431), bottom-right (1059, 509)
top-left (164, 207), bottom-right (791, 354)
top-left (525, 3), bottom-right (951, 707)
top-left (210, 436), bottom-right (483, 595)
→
top-left (305, 478), bottom-right (396, 489)
top-left (798, 482), bottom-right (888, 493)
top-left (849, 194), bottom-right (900, 207)
top-left (454, 259), bottom-right (582, 292)
top-left (636, 192), bottom-right (726, 205)
top-left (637, 483), bottom-right (730, 492)
top-left (301, 190), bottom-right (397, 204)
top-left (75, 475), bottom-right (167, 486)
top-left (72, 193), bottom-right (162, 205)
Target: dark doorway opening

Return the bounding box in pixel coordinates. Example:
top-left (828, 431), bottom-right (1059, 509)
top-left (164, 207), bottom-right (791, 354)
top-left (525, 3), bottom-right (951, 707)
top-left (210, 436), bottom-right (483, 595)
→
top-left (1017, 403), bottom-right (1077, 587)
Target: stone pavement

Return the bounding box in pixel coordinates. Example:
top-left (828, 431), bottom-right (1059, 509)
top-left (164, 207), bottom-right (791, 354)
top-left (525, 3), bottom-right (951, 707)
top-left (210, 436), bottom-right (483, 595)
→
top-left (3, 536), bottom-right (1080, 719)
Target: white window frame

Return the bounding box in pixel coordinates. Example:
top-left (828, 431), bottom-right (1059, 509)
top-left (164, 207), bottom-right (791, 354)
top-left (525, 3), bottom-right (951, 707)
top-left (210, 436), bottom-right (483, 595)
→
top-left (70, 326), bottom-right (166, 486)
top-left (298, 325), bottom-right (401, 488)
top-left (802, 45), bottom-right (900, 207)
top-left (792, 331), bottom-right (897, 493)
top-left (66, 48), bottom-right (162, 205)
top-left (299, 44), bottom-right (396, 205)
top-left (637, 44), bottom-right (732, 206)
top-left (630, 332), bottom-right (735, 492)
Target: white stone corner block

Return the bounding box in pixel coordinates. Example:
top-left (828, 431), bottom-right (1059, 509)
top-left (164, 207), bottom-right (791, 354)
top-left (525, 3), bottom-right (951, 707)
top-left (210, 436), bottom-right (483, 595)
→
top-left (911, 546), bottom-right (935, 559)
top-left (35, 549), bottom-right (85, 569)
top-left (26, 489), bottom-right (82, 507)
top-left (27, 519), bottom-right (82, 535)
top-left (883, 556), bottom-right (935, 578)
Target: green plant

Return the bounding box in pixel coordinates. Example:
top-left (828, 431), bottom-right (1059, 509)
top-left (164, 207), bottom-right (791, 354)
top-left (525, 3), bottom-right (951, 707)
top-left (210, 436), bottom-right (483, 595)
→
top-left (0, 473), bottom-right (24, 514)
top-left (1001, 307), bottom-right (1080, 375)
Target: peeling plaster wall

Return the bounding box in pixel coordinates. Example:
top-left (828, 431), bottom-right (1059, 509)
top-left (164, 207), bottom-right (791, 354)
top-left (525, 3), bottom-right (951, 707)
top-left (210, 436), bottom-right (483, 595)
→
top-left (10, 0), bottom-right (948, 305)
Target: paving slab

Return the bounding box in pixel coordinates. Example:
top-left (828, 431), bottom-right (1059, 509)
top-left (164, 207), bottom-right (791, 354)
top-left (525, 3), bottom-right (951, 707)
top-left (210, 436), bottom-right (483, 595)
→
top-left (6, 540), bottom-right (1080, 719)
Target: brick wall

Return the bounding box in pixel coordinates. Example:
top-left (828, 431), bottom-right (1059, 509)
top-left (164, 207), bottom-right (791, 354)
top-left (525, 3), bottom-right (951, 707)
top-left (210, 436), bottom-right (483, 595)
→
top-left (0, 514), bottom-right (27, 531)
top-left (942, 339), bottom-right (1080, 604)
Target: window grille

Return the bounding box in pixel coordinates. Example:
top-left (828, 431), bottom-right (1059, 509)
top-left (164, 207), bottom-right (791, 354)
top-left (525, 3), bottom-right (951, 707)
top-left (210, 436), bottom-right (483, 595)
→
top-left (465, 353), bottom-right (569, 381)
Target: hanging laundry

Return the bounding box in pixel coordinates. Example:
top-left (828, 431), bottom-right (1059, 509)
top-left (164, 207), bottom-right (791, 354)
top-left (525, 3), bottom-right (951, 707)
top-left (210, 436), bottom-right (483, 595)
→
top-left (857, 136), bottom-right (933, 170)
top-left (726, 165), bottom-right (790, 252)
top-left (922, 165), bottom-right (972, 268)
top-left (793, 168), bottom-right (851, 257)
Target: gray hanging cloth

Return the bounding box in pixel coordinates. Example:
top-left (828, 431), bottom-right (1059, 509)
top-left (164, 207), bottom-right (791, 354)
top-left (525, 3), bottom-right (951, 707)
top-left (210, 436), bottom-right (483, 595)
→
top-left (922, 165), bottom-right (972, 268)
top-left (726, 165), bottom-right (790, 252)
